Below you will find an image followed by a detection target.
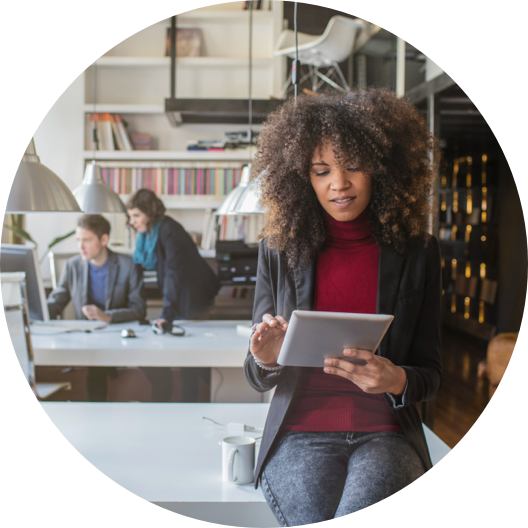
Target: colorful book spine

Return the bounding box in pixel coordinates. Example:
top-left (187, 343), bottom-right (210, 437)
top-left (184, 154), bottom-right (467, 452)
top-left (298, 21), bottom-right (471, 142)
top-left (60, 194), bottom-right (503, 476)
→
top-left (98, 164), bottom-right (242, 196)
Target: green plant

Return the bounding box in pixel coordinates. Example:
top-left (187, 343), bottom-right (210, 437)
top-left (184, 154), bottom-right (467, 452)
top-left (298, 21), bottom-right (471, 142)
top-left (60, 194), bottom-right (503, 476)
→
top-left (2, 216), bottom-right (75, 263)
top-left (3, 214), bottom-right (35, 246)
top-left (39, 230), bottom-right (76, 264)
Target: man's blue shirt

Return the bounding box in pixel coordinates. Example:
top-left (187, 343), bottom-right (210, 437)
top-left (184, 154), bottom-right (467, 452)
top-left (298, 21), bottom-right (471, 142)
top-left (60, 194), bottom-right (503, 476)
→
top-left (88, 259), bottom-right (108, 311)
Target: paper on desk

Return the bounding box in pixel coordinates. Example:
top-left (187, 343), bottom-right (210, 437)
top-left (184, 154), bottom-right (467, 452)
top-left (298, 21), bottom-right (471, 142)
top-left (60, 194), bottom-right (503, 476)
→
top-left (236, 324), bottom-right (253, 338)
top-left (31, 320), bottom-right (108, 333)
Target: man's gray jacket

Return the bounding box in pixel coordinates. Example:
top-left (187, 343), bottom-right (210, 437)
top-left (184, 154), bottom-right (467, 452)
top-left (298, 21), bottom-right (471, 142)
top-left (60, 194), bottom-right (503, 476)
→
top-left (47, 249), bottom-right (146, 323)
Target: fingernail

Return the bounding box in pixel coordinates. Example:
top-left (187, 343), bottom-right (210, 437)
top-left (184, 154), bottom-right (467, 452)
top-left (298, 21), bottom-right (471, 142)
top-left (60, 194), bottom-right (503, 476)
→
top-left (344, 349), bottom-right (351, 355)
top-left (324, 367), bottom-right (330, 373)
top-left (324, 359), bottom-right (331, 365)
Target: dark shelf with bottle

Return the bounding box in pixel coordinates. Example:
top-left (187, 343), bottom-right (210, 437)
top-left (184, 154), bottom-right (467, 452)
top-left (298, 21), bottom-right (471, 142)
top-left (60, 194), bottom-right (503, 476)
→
top-left (438, 152), bottom-right (499, 341)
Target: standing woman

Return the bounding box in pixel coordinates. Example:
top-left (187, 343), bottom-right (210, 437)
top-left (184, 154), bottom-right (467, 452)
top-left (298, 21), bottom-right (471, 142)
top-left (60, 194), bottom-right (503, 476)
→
top-left (245, 89), bottom-right (442, 525)
top-left (127, 189), bottom-right (221, 401)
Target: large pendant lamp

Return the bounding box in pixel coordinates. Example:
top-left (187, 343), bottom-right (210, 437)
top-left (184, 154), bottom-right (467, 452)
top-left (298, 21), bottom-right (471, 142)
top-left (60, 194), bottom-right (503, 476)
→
top-left (214, 164), bottom-right (264, 216)
top-left (228, 2), bottom-right (301, 215)
top-left (6, 138), bottom-right (82, 213)
top-left (73, 160), bottom-right (126, 213)
top-left (215, 3), bottom-right (303, 218)
top-left (73, 61), bottom-right (126, 213)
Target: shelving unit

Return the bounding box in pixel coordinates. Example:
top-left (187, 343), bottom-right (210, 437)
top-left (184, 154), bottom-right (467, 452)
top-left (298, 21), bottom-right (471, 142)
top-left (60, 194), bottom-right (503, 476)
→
top-left (83, 150), bottom-right (255, 161)
top-left (84, 5), bottom-right (284, 104)
top-left (439, 153), bottom-right (500, 340)
top-left (82, 2), bottom-right (284, 248)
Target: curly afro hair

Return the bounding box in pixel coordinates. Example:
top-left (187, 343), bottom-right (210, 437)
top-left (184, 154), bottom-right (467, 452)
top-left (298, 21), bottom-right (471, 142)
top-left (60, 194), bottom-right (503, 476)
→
top-left (253, 88), bottom-right (439, 271)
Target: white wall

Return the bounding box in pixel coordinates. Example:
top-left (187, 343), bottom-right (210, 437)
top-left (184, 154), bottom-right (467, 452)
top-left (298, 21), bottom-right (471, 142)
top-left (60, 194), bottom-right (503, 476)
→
top-left (28, 73), bottom-right (85, 280)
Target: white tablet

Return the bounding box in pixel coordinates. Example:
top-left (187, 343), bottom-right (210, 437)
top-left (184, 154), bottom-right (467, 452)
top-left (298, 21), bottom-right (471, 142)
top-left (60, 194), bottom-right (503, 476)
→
top-left (277, 310), bottom-right (394, 368)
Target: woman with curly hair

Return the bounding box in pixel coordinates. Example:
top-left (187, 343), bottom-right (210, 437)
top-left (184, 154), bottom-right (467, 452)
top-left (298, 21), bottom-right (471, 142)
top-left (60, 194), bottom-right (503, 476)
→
top-left (244, 89), bottom-right (442, 525)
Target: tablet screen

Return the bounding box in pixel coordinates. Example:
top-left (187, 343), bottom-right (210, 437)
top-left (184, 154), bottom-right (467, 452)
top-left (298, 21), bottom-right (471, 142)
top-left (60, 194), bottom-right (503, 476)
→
top-left (277, 310), bottom-right (393, 368)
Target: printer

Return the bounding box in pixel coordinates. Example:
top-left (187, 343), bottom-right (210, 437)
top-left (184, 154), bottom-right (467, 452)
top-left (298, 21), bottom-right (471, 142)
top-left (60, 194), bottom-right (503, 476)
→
top-left (215, 240), bottom-right (259, 286)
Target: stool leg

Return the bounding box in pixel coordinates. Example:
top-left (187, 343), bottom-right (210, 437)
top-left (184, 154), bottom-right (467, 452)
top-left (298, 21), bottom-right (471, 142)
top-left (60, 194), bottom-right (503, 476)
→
top-left (332, 61), bottom-right (351, 91)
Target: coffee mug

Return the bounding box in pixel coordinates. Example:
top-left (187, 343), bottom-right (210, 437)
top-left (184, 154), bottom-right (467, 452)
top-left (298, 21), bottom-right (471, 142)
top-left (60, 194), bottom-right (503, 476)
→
top-left (221, 436), bottom-right (255, 485)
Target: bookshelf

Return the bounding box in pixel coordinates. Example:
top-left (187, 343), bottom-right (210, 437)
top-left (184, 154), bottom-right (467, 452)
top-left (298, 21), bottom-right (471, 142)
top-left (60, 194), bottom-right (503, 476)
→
top-left (82, 2), bottom-right (284, 250)
top-left (438, 152), bottom-right (499, 340)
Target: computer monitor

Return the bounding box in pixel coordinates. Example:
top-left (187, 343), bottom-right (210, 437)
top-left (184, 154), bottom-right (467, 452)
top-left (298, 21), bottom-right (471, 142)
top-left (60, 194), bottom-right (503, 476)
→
top-left (1, 244), bottom-right (49, 321)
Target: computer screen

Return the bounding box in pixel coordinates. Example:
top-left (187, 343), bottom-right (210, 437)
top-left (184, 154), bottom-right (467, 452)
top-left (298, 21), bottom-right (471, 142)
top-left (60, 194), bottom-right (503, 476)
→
top-left (0, 244), bottom-right (49, 321)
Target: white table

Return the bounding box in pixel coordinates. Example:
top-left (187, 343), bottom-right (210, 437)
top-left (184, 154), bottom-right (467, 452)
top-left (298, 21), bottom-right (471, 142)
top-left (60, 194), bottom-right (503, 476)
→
top-left (41, 402), bottom-right (451, 527)
top-left (2, 272), bottom-right (71, 400)
top-left (31, 321), bottom-right (263, 403)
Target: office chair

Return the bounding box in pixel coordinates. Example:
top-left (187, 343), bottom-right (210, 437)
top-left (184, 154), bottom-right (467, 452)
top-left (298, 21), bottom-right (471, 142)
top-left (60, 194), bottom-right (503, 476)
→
top-left (48, 251), bottom-right (77, 319)
top-left (274, 15), bottom-right (364, 97)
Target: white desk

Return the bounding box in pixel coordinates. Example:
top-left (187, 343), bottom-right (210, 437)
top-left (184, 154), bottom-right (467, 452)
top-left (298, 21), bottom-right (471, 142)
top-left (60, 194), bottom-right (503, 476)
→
top-left (31, 321), bottom-right (262, 403)
top-left (41, 403), bottom-right (451, 527)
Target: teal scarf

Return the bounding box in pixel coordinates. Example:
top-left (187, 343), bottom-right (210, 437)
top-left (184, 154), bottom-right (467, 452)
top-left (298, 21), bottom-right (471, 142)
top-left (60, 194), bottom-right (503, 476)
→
top-left (133, 219), bottom-right (162, 271)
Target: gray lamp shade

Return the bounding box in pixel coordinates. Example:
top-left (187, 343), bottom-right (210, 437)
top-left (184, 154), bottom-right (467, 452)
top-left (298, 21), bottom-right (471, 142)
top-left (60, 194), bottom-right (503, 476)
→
top-left (214, 164), bottom-right (263, 216)
top-left (73, 161), bottom-right (126, 213)
top-left (231, 178), bottom-right (264, 215)
top-left (6, 138), bottom-right (82, 213)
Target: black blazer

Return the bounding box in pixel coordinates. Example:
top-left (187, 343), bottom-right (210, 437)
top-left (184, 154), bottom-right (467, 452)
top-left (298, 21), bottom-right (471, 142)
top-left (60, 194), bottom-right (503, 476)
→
top-left (244, 236), bottom-right (442, 488)
top-left (156, 216), bottom-right (221, 321)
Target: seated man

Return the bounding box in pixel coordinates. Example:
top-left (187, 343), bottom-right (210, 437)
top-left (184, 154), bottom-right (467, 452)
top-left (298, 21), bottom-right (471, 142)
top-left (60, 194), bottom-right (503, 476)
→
top-left (47, 214), bottom-right (146, 401)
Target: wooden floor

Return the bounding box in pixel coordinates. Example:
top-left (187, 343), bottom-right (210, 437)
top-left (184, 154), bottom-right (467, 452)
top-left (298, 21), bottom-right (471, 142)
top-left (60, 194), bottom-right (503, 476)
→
top-left (36, 326), bottom-right (491, 449)
top-left (433, 327), bottom-right (490, 448)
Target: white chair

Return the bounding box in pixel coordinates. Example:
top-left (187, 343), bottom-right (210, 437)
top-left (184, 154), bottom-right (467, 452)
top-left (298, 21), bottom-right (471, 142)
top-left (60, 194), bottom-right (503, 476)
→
top-left (275, 16), bottom-right (364, 96)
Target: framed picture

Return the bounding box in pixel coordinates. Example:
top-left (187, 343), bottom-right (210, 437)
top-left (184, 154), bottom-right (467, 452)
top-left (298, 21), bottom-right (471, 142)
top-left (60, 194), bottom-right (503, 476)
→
top-left (165, 28), bottom-right (202, 57)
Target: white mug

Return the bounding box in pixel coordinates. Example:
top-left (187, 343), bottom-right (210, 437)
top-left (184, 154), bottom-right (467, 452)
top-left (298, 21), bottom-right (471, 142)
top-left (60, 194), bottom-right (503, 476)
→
top-left (221, 436), bottom-right (255, 485)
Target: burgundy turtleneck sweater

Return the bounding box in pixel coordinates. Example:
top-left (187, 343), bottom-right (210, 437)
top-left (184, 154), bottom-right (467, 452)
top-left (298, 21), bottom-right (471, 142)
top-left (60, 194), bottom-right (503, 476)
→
top-left (284, 208), bottom-right (402, 432)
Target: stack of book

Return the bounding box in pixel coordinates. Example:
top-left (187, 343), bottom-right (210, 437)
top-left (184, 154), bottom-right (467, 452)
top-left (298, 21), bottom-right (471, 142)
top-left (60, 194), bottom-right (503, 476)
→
top-left (85, 113), bottom-right (133, 151)
top-left (186, 131), bottom-right (259, 152)
top-left (187, 140), bottom-right (226, 152)
top-left (200, 211), bottom-right (264, 251)
top-left (130, 133), bottom-right (151, 150)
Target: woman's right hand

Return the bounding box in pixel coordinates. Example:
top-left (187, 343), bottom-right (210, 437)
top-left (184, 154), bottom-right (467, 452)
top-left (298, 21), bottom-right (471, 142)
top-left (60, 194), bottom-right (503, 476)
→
top-left (250, 314), bottom-right (289, 367)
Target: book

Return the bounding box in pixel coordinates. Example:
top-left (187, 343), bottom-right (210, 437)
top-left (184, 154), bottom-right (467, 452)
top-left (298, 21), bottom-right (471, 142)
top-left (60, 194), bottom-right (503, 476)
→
top-left (97, 162), bottom-right (243, 196)
top-left (216, 214), bottom-right (264, 244)
top-left (129, 133), bottom-right (151, 151)
top-left (165, 28), bottom-right (202, 57)
top-left (85, 113), bottom-right (98, 151)
top-left (110, 116), bottom-right (123, 151)
top-left (201, 208), bottom-right (216, 250)
top-left (187, 139), bottom-right (225, 151)
top-left (111, 114), bottom-right (133, 151)
top-left (97, 113), bottom-right (115, 151)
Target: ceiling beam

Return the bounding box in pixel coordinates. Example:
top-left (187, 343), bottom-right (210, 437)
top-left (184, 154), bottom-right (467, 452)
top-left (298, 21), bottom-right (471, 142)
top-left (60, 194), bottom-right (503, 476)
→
top-left (406, 72), bottom-right (455, 104)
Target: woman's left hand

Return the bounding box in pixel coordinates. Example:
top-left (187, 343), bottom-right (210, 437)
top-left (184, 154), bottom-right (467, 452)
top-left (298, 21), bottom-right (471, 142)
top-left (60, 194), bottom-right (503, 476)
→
top-left (324, 349), bottom-right (407, 396)
top-left (154, 318), bottom-right (167, 330)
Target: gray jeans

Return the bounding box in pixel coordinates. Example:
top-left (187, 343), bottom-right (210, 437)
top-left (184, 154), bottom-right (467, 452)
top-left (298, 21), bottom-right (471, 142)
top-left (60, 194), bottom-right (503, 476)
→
top-left (261, 430), bottom-right (424, 526)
